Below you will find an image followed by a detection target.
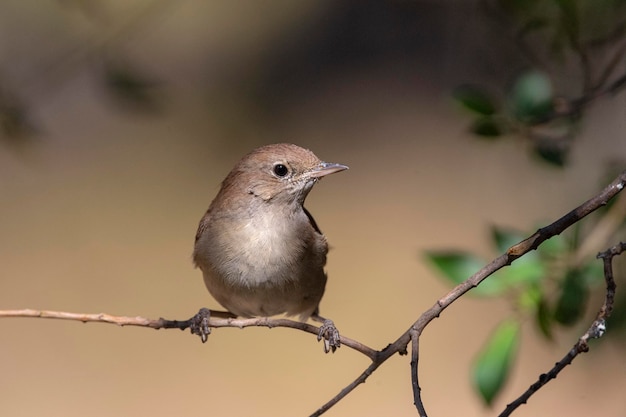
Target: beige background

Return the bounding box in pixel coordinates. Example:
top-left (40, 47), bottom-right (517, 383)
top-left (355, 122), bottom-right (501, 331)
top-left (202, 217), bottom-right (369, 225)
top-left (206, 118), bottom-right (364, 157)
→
top-left (1, 2), bottom-right (625, 416)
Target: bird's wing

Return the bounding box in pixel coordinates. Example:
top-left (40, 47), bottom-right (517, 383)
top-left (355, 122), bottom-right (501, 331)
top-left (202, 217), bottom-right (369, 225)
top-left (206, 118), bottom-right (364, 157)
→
top-left (303, 206), bottom-right (323, 235)
top-left (195, 211), bottom-right (211, 243)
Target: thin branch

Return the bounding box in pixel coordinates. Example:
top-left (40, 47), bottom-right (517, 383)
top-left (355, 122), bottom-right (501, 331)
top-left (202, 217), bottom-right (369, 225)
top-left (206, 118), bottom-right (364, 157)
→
top-left (573, 192), bottom-right (626, 265)
top-left (310, 361), bottom-right (383, 417)
top-left (0, 309), bottom-right (377, 360)
top-left (526, 68), bottom-right (626, 127)
top-left (479, 0), bottom-right (551, 73)
top-left (411, 327), bottom-right (427, 417)
top-left (593, 40), bottom-right (626, 92)
top-left (312, 170), bottom-right (626, 415)
top-left (554, 0), bottom-right (617, 95)
top-left (588, 21), bottom-right (626, 49)
top-left (498, 241), bottom-right (623, 417)
top-left (2, 170), bottom-right (625, 417)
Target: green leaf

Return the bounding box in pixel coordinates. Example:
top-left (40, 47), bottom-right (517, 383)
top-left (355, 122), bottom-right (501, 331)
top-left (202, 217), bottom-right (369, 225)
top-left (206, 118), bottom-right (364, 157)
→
top-left (553, 269), bottom-right (589, 326)
top-left (470, 117), bottom-right (504, 138)
top-left (491, 226), bottom-right (525, 253)
top-left (472, 320), bottom-right (520, 406)
top-left (510, 71), bottom-right (553, 122)
top-left (536, 295), bottom-right (553, 339)
top-left (103, 62), bottom-right (160, 111)
top-left (490, 226), bottom-right (544, 288)
top-left (517, 283), bottom-right (541, 312)
top-left (606, 290), bottom-right (626, 338)
top-left (453, 85), bottom-right (498, 116)
top-left (533, 139), bottom-right (568, 167)
top-left (426, 250), bottom-right (542, 297)
top-left (425, 252), bottom-right (503, 296)
top-left (536, 233), bottom-right (567, 258)
top-left (425, 251), bottom-right (483, 284)
top-left (580, 260), bottom-right (604, 286)
top-left (493, 253), bottom-right (544, 288)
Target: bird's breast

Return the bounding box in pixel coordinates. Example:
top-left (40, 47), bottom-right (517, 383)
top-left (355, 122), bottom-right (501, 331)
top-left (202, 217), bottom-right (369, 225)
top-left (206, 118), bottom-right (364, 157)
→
top-left (200, 207), bottom-right (327, 288)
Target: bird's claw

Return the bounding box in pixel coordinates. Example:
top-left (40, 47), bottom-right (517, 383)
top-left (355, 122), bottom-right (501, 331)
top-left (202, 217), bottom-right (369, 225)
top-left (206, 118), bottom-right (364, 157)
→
top-left (317, 319), bottom-right (341, 353)
top-left (190, 308), bottom-right (212, 343)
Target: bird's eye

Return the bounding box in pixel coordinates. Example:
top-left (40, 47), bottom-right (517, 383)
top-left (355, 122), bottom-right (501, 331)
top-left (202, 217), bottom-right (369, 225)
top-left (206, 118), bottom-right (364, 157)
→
top-left (273, 163), bottom-right (289, 177)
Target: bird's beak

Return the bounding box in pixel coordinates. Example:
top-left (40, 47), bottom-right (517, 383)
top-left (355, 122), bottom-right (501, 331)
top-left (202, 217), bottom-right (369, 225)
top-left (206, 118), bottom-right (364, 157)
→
top-left (309, 162), bottom-right (349, 178)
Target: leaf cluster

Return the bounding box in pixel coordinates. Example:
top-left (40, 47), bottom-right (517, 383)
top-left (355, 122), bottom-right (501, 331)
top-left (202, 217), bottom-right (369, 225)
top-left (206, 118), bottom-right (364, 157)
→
top-left (425, 225), bottom-right (607, 405)
top-left (454, 0), bottom-right (626, 167)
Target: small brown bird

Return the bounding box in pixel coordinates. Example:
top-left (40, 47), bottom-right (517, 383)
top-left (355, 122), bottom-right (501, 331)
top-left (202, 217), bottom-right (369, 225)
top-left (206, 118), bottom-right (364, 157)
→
top-left (193, 143), bottom-right (347, 351)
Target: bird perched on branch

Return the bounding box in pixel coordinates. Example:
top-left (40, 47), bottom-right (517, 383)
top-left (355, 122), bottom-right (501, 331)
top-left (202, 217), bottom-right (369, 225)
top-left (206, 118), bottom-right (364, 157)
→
top-left (192, 143), bottom-right (348, 352)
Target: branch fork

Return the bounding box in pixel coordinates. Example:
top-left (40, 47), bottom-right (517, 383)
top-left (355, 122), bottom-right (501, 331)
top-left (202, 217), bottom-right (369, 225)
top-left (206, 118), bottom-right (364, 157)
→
top-left (1, 171), bottom-right (625, 416)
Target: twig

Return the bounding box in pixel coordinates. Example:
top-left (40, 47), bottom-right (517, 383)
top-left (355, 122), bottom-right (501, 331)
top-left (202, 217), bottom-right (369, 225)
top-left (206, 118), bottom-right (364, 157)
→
top-left (0, 309), bottom-right (377, 360)
top-left (410, 327), bottom-right (427, 417)
top-left (593, 40), bottom-right (626, 92)
top-left (479, 0), bottom-right (550, 73)
top-left (498, 241), bottom-right (623, 417)
top-left (2, 170), bottom-right (625, 416)
top-left (557, 0), bottom-right (597, 94)
top-left (482, 0), bottom-right (626, 129)
top-left (310, 360), bottom-right (382, 417)
top-left (527, 69), bottom-right (626, 127)
top-left (311, 170), bottom-right (626, 415)
top-left (573, 192), bottom-right (626, 265)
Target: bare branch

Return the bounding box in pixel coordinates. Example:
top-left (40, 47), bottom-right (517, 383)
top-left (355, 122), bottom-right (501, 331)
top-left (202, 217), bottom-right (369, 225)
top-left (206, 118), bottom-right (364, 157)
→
top-left (498, 241), bottom-right (623, 417)
top-left (314, 171), bottom-right (626, 415)
top-left (0, 309), bottom-right (168, 327)
top-left (0, 309), bottom-right (377, 360)
top-left (2, 170), bottom-right (625, 416)
top-left (593, 40), bottom-right (626, 92)
top-left (574, 192), bottom-right (626, 265)
top-left (411, 327), bottom-right (427, 417)
top-left (310, 360), bottom-right (382, 417)
top-left (530, 69), bottom-right (626, 127)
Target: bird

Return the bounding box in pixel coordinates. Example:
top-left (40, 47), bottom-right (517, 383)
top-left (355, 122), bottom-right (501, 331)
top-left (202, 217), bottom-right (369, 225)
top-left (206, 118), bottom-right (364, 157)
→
top-left (192, 143), bottom-right (348, 352)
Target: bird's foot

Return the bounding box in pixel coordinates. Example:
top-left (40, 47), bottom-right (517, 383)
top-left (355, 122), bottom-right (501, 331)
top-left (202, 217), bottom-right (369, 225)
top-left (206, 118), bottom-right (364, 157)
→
top-left (189, 308), bottom-right (212, 343)
top-left (317, 319), bottom-right (341, 353)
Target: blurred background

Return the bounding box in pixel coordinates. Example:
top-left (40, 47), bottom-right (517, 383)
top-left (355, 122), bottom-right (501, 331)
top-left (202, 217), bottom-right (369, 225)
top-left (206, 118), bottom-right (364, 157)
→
top-left (0, 1), bottom-right (625, 416)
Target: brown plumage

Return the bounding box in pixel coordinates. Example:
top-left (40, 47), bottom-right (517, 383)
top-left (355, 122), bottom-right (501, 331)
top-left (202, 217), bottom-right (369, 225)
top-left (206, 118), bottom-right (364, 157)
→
top-left (193, 143), bottom-right (347, 321)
